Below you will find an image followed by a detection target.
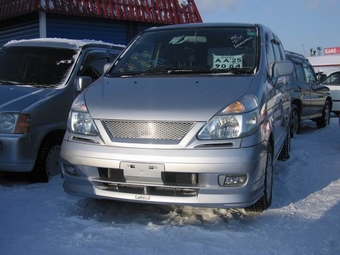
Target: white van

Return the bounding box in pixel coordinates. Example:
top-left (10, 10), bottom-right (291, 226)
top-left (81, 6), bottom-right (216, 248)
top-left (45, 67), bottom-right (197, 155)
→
top-left (308, 55), bottom-right (340, 114)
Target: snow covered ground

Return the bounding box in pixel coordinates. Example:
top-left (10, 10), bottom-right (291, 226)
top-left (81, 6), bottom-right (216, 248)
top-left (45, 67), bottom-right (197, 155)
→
top-left (1, 117), bottom-right (340, 255)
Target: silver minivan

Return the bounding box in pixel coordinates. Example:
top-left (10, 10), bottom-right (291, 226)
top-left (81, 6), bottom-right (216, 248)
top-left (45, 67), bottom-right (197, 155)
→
top-left (61, 23), bottom-right (293, 212)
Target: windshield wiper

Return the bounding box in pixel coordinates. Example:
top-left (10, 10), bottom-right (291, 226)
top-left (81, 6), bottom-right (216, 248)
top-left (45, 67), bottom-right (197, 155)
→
top-left (209, 67), bottom-right (254, 74)
top-left (108, 71), bottom-right (144, 77)
top-left (0, 80), bottom-right (21, 85)
top-left (143, 67), bottom-right (255, 75)
top-left (109, 67), bottom-right (254, 77)
top-left (144, 67), bottom-right (209, 74)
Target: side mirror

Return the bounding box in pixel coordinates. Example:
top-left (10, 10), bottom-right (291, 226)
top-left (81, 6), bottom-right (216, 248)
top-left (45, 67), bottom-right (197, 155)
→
top-left (318, 73), bottom-right (327, 83)
top-left (103, 63), bottom-right (112, 74)
top-left (76, 76), bottom-right (94, 92)
top-left (272, 60), bottom-right (294, 78)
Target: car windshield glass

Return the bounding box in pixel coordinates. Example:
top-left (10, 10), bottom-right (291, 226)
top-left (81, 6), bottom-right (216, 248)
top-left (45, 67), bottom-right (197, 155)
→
top-left (0, 46), bottom-right (77, 87)
top-left (109, 26), bottom-right (258, 76)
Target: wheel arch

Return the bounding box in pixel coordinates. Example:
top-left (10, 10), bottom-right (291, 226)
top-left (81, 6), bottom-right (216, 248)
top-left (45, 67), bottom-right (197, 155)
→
top-left (40, 129), bottom-right (65, 146)
top-left (291, 98), bottom-right (302, 112)
top-left (326, 96), bottom-right (333, 111)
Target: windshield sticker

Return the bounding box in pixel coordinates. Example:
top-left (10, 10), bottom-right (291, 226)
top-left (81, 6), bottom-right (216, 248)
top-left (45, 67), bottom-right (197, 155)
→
top-left (226, 35), bottom-right (254, 49)
top-left (212, 54), bottom-right (243, 69)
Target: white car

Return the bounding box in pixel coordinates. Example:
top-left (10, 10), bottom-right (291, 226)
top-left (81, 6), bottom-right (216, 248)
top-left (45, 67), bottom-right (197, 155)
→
top-left (320, 71), bottom-right (340, 115)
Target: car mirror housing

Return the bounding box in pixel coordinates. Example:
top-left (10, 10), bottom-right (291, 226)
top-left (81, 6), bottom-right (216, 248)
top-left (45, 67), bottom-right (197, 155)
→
top-left (76, 76), bottom-right (94, 92)
top-left (272, 60), bottom-right (294, 78)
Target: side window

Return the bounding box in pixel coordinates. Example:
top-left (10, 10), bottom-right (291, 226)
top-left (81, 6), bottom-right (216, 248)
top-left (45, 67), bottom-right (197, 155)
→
top-left (272, 41), bottom-right (283, 61)
top-left (265, 33), bottom-right (284, 76)
top-left (294, 63), bottom-right (306, 82)
top-left (303, 63), bottom-right (316, 83)
top-left (108, 50), bottom-right (121, 62)
top-left (78, 50), bottom-right (110, 81)
top-left (265, 33), bottom-right (276, 76)
top-left (328, 72), bottom-right (340, 85)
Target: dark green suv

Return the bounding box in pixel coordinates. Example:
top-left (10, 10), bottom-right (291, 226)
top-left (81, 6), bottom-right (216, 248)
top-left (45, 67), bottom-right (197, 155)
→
top-left (285, 51), bottom-right (332, 137)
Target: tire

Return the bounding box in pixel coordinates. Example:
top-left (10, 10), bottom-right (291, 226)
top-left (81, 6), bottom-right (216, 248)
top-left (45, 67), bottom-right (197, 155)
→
top-left (316, 100), bottom-right (331, 129)
top-left (290, 104), bottom-right (300, 138)
top-left (278, 131), bottom-right (290, 161)
top-left (29, 136), bottom-right (62, 183)
top-left (245, 144), bottom-right (274, 213)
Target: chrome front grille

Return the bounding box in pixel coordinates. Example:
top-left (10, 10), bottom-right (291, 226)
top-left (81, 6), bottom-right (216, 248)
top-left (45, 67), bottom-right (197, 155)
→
top-left (103, 120), bottom-right (195, 141)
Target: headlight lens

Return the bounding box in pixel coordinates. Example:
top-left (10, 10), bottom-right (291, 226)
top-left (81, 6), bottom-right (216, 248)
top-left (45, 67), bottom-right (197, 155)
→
top-left (197, 95), bottom-right (259, 140)
top-left (0, 113), bottom-right (31, 134)
top-left (68, 94), bottom-right (98, 135)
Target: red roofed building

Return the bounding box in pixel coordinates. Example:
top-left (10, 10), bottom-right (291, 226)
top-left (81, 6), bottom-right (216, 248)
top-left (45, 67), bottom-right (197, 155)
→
top-left (0, 0), bottom-right (202, 45)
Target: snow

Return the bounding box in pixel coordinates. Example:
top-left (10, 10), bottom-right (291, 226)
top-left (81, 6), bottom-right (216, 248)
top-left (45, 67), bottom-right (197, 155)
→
top-left (1, 117), bottom-right (340, 255)
top-left (5, 38), bottom-right (125, 50)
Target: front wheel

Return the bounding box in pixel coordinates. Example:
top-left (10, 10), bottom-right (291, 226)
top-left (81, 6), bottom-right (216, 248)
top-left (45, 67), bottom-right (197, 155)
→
top-left (245, 144), bottom-right (274, 213)
top-left (316, 100), bottom-right (331, 129)
top-left (29, 136), bottom-right (62, 183)
top-left (278, 131), bottom-right (290, 161)
top-left (290, 104), bottom-right (300, 138)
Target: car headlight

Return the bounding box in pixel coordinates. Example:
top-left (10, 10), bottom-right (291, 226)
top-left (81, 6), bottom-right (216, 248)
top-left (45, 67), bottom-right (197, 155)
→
top-left (68, 94), bottom-right (98, 135)
top-left (197, 95), bottom-right (260, 140)
top-left (0, 113), bottom-right (31, 134)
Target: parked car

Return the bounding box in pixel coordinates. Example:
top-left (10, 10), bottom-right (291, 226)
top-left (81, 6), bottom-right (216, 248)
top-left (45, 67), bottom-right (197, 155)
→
top-left (319, 71), bottom-right (340, 115)
top-left (285, 51), bottom-right (332, 137)
top-left (0, 38), bottom-right (124, 182)
top-left (61, 23), bottom-right (294, 213)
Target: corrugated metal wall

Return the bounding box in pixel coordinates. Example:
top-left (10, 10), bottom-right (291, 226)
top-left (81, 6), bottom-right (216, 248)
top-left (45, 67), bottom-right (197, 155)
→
top-left (0, 12), bottom-right (159, 47)
top-left (46, 14), bottom-right (152, 45)
top-left (0, 14), bottom-right (39, 46)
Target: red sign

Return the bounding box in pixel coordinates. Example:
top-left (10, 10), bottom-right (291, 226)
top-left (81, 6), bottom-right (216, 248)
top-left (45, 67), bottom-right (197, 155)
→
top-left (324, 47), bottom-right (340, 55)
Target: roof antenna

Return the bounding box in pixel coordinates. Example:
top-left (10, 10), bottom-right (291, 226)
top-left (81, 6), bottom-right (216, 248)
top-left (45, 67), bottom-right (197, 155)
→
top-left (301, 44), bottom-right (306, 56)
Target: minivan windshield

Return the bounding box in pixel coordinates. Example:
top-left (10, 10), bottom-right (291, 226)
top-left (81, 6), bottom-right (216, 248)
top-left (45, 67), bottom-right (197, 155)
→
top-left (109, 27), bottom-right (258, 76)
top-left (0, 46), bottom-right (77, 87)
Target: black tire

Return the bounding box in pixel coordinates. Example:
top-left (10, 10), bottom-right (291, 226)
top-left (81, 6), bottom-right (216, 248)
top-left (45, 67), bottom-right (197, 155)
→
top-left (278, 131), bottom-right (290, 161)
top-left (316, 100), bottom-right (331, 129)
top-left (245, 144), bottom-right (274, 213)
top-left (290, 104), bottom-right (300, 138)
top-left (29, 136), bottom-right (62, 183)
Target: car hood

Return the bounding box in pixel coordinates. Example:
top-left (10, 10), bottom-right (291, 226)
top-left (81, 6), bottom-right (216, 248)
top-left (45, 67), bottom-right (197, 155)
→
top-left (85, 76), bottom-right (254, 121)
top-left (0, 85), bottom-right (54, 111)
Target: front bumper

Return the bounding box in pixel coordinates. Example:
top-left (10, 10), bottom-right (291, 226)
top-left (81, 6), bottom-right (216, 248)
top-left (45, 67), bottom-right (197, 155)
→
top-left (0, 134), bottom-right (36, 172)
top-left (60, 140), bottom-right (268, 208)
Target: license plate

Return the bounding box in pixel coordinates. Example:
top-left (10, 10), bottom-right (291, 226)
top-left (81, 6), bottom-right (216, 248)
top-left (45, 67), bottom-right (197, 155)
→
top-left (120, 162), bottom-right (164, 182)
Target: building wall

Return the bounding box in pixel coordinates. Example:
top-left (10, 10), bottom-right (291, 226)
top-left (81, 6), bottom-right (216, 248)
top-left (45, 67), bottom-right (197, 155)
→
top-left (46, 13), bottom-right (128, 45)
top-left (0, 12), bottom-right (156, 46)
top-left (0, 13), bottom-right (40, 46)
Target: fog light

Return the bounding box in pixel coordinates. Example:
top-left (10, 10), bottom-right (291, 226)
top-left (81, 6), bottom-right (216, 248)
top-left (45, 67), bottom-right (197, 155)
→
top-left (218, 174), bottom-right (247, 186)
top-left (63, 164), bottom-right (79, 176)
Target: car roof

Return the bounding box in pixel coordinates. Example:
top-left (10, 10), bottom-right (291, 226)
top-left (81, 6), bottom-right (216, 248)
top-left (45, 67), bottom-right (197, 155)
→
top-left (4, 38), bottom-right (125, 50)
top-left (285, 50), bottom-right (310, 63)
top-left (145, 22), bottom-right (263, 32)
